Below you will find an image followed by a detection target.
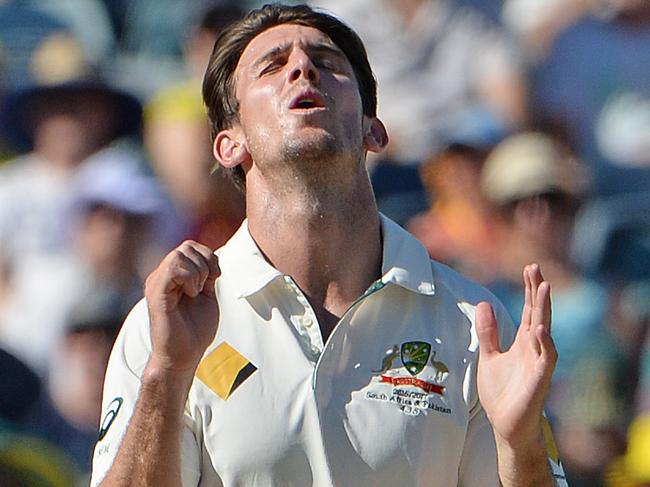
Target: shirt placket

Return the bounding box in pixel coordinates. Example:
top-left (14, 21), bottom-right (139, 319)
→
top-left (282, 275), bottom-right (324, 361)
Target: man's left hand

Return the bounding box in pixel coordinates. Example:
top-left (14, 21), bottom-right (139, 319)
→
top-left (476, 263), bottom-right (557, 449)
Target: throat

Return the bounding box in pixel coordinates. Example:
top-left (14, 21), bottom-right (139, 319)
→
top-left (314, 307), bottom-right (343, 344)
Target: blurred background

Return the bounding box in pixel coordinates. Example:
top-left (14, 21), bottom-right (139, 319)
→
top-left (0, 0), bottom-right (648, 485)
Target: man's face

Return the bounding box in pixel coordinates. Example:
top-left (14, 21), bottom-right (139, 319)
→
top-left (232, 23), bottom-right (367, 174)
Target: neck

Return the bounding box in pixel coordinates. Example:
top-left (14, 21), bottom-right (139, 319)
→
top-left (246, 164), bottom-right (382, 334)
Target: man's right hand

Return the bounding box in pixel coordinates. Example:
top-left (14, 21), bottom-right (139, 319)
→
top-left (96, 241), bottom-right (219, 487)
top-left (144, 240), bottom-right (220, 374)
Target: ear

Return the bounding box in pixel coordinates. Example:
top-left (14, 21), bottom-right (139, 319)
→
top-left (362, 117), bottom-right (389, 154)
top-left (213, 128), bottom-right (251, 169)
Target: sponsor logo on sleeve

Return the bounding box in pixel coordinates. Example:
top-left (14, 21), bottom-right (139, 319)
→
top-left (98, 397), bottom-right (123, 441)
top-left (196, 341), bottom-right (257, 400)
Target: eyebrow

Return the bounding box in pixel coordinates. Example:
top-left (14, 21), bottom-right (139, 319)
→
top-left (250, 39), bottom-right (348, 72)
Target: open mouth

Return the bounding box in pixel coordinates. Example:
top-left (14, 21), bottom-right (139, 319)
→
top-left (289, 91), bottom-right (326, 111)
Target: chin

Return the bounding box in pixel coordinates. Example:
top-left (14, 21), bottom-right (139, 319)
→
top-left (282, 129), bottom-right (343, 162)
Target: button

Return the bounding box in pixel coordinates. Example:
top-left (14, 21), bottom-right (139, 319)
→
top-left (309, 345), bottom-right (320, 356)
top-left (283, 276), bottom-right (297, 290)
top-left (302, 316), bottom-right (314, 328)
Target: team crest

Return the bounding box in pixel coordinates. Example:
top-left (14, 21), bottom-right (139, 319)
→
top-left (401, 341), bottom-right (431, 376)
top-left (367, 341), bottom-right (452, 416)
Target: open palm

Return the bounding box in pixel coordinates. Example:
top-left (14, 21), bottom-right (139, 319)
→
top-left (476, 264), bottom-right (557, 446)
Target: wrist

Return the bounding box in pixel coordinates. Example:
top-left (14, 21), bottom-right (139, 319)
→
top-left (142, 356), bottom-right (197, 410)
top-left (494, 423), bottom-right (545, 453)
top-left (494, 429), bottom-right (546, 462)
top-left (494, 430), bottom-right (553, 487)
top-left (146, 351), bottom-right (201, 377)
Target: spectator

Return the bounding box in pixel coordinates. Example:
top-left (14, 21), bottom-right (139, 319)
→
top-left (502, 0), bottom-right (601, 62)
top-left (107, 1), bottom-right (241, 99)
top-left (0, 150), bottom-right (178, 376)
top-left (533, 0), bottom-right (650, 195)
top-left (23, 286), bottom-right (127, 479)
top-left (0, 33), bottom-right (143, 372)
top-left (619, 280), bottom-right (650, 414)
top-left (0, 347), bottom-right (40, 427)
top-left (407, 109), bottom-right (508, 283)
top-left (67, 156), bottom-right (178, 301)
top-left (21, 0), bottom-right (115, 65)
top-left (0, 0), bottom-right (70, 90)
top-left (0, 430), bottom-right (80, 487)
top-left (144, 2), bottom-right (245, 249)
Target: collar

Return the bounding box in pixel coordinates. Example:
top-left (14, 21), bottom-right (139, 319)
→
top-left (378, 214), bottom-right (435, 295)
top-left (218, 214), bottom-right (435, 299)
top-left (217, 219), bottom-right (283, 298)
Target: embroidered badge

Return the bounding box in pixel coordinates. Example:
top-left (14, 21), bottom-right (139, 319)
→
top-left (401, 341), bottom-right (431, 375)
top-left (196, 342), bottom-right (257, 400)
top-left (366, 342), bottom-right (451, 416)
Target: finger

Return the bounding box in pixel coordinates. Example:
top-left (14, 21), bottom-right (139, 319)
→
top-left (183, 243), bottom-right (221, 298)
top-left (202, 253), bottom-right (221, 298)
top-left (522, 265), bottom-right (533, 329)
top-left (168, 251), bottom-right (206, 298)
top-left (183, 240), bottom-right (216, 264)
top-left (530, 281), bottom-right (551, 354)
top-left (180, 245), bottom-right (211, 293)
top-left (528, 263), bottom-right (543, 306)
top-left (182, 242), bottom-right (213, 289)
top-left (535, 324), bottom-right (557, 381)
top-left (476, 301), bottom-right (500, 358)
top-left (166, 241), bottom-right (213, 297)
top-left (534, 263), bottom-right (546, 283)
top-left (532, 280), bottom-right (552, 332)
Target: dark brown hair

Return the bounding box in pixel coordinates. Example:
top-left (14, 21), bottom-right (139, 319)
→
top-left (202, 3), bottom-right (377, 189)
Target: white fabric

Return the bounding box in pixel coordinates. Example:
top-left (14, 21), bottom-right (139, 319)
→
top-left (91, 215), bottom-right (566, 486)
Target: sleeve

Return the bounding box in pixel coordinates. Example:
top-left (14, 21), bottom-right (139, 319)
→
top-left (458, 296), bottom-right (568, 486)
top-left (89, 299), bottom-right (202, 487)
top-left (458, 401), bottom-right (500, 486)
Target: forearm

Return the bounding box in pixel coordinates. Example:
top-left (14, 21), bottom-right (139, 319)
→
top-left (495, 432), bottom-right (555, 487)
top-left (98, 361), bottom-right (195, 487)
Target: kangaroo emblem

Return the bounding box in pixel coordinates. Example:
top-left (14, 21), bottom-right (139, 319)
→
top-left (373, 345), bottom-right (400, 373)
top-left (430, 351), bottom-right (449, 382)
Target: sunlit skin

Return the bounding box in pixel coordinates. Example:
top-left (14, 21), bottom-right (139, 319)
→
top-left (212, 24), bottom-right (388, 331)
top-left (477, 265), bottom-right (556, 451)
top-left (215, 25), bottom-right (382, 195)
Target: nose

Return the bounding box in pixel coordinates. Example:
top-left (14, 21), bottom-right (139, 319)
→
top-left (287, 49), bottom-right (319, 85)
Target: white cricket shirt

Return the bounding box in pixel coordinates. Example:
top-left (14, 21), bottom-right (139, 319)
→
top-left (91, 215), bottom-right (567, 486)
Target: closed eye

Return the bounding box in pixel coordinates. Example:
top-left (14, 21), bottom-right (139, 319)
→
top-left (314, 57), bottom-right (341, 72)
top-left (259, 61), bottom-right (284, 77)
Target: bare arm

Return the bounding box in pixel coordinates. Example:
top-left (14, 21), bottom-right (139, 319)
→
top-left (476, 264), bottom-right (559, 486)
top-left (493, 434), bottom-right (554, 486)
top-left (98, 241), bottom-right (220, 487)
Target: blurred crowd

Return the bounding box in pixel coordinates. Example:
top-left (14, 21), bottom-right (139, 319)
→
top-left (0, 0), bottom-right (648, 486)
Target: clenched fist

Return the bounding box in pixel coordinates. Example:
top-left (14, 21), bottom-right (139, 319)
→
top-left (144, 240), bottom-right (220, 374)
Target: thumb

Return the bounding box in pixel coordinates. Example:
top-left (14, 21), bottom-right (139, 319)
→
top-left (476, 301), bottom-right (500, 358)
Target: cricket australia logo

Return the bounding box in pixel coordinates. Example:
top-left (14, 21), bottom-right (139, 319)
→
top-left (401, 341), bottom-right (431, 375)
top-left (367, 341), bottom-right (451, 416)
